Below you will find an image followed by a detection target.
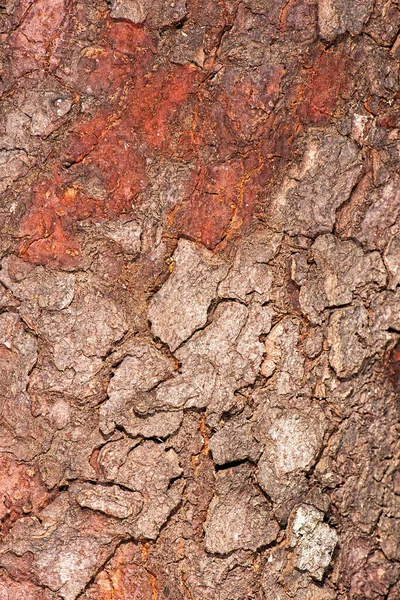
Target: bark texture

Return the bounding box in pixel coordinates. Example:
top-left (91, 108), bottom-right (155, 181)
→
top-left (0, 0), bottom-right (399, 598)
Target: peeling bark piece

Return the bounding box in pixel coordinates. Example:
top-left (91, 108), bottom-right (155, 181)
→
top-left (289, 504), bottom-right (338, 580)
top-left (109, 0), bottom-right (187, 28)
top-left (205, 464), bottom-right (279, 554)
top-left (130, 478), bottom-right (184, 540)
top-left (114, 441), bottom-right (183, 539)
top-left (261, 544), bottom-right (338, 600)
top-left (38, 410), bottom-right (105, 489)
top-left (37, 535), bottom-right (115, 600)
top-left (304, 327), bottom-right (324, 359)
top-left (153, 300), bottom-right (271, 424)
top-left (0, 282), bottom-right (17, 310)
top-left (0, 313), bottom-right (53, 459)
top-left (299, 234), bottom-right (387, 324)
top-left (0, 149), bottom-right (35, 194)
top-left (261, 547), bottom-right (292, 600)
top-left (0, 312), bottom-right (37, 398)
top-left (11, 0), bottom-right (66, 61)
top-left (209, 414), bottom-right (261, 465)
top-left (384, 234), bottom-right (400, 290)
top-left (336, 176), bottom-right (400, 252)
top-left (0, 402), bottom-right (51, 463)
top-left (116, 441), bottom-right (182, 494)
top-left (273, 130), bottom-right (363, 237)
top-left (0, 454), bottom-right (51, 532)
top-left (81, 542), bottom-right (154, 600)
top-left (20, 86), bottom-right (74, 137)
top-left (148, 239), bottom-right (229, 351)
top-left (74, 484), bottom-right (143, 519)
top-left (171, 23), bottom-right (205, 67)
top-left (318, 0), bottom-right (374, 41)
top-left (0, 494), bottom-right (124, 600)
top-left (109, 0), bottom-right (147, 24)
top-left (258, 410), bottom-right (325, 475)
top-left (148, 355), bottom-right (216, 412)
top-left (260, 317), bottom-right (304, 394)
top-left (29, 287), bottom-right (127, 398)
top-left (0, 570), bottom-right (58, 600)
top-left (378, 515), bottom-right (400, 562)
top-left (327, 304), bottom-right (369, 378)
top-left (218, 230), bottom-right (282, 303)
top-left (105, 408), bottom-right (183, 439)
top-left (0, 106), bottom-right (31, 152)
top-left (0, 256), bottom-right (75, 313)
top-left (98, 219), bottom-right (142, 255)
top-left (182, 548), bottom-right (262, 600)
top-left (99, 337), bottom-right (176, 435)
top-left (255, 402), bottom-right (326, 522)
top-left (291, 252), bottom-right (309, 286)
top-left (99, 437), bottom-right (140, 483)
top-left (364, 0), bottom-right (400, 47)
top-left (40, 289), bottom-right (127, 369)
top-left (373, 289), bottom-right (400, 333)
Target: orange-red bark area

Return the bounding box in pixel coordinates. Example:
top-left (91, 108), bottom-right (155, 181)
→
top-left (18, 20), bottom-right (199, 266)
top-left (296, 49), bottom-right (348, 124)
top-left (16, 5), bottom-right (348, 267)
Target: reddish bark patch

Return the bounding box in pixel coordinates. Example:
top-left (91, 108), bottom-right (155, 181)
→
top-left (169, 161), bottom-right (244, 249)
top-left (18, 20), bottom-right (198, 267)
top-left (83, 542), bottom-right (154, 600)
top-left (0, 454), bottom-right (52, 535)
top-left (297, 48), bottom-right (347, 124)
top-left (387, 340), bottom-right (400, 391)
top-left (0, 569), bottom-right (53, 600)
top-left (9, 0), bottom-right (66, 78)
top-left (342, 538), bottom-right (398, 599)
top-left (17, 18), bottom-right (349, 267)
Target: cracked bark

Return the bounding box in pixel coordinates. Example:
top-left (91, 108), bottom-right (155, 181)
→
top-left (0, 0), bottom-right (399, 598)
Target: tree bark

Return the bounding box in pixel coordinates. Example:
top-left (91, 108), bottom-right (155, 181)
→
top-left (0, 0), bottom-right (399, 598)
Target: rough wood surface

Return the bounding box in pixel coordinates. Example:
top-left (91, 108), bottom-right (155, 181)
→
top-left (0, 0), bottom-right (399, 598)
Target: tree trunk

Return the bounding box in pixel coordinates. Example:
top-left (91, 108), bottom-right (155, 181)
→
top-left (0, 0), bottom-right (399, 598)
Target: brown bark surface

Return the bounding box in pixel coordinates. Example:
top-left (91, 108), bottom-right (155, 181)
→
top-left (0, 0), bottom-right (399, 598)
